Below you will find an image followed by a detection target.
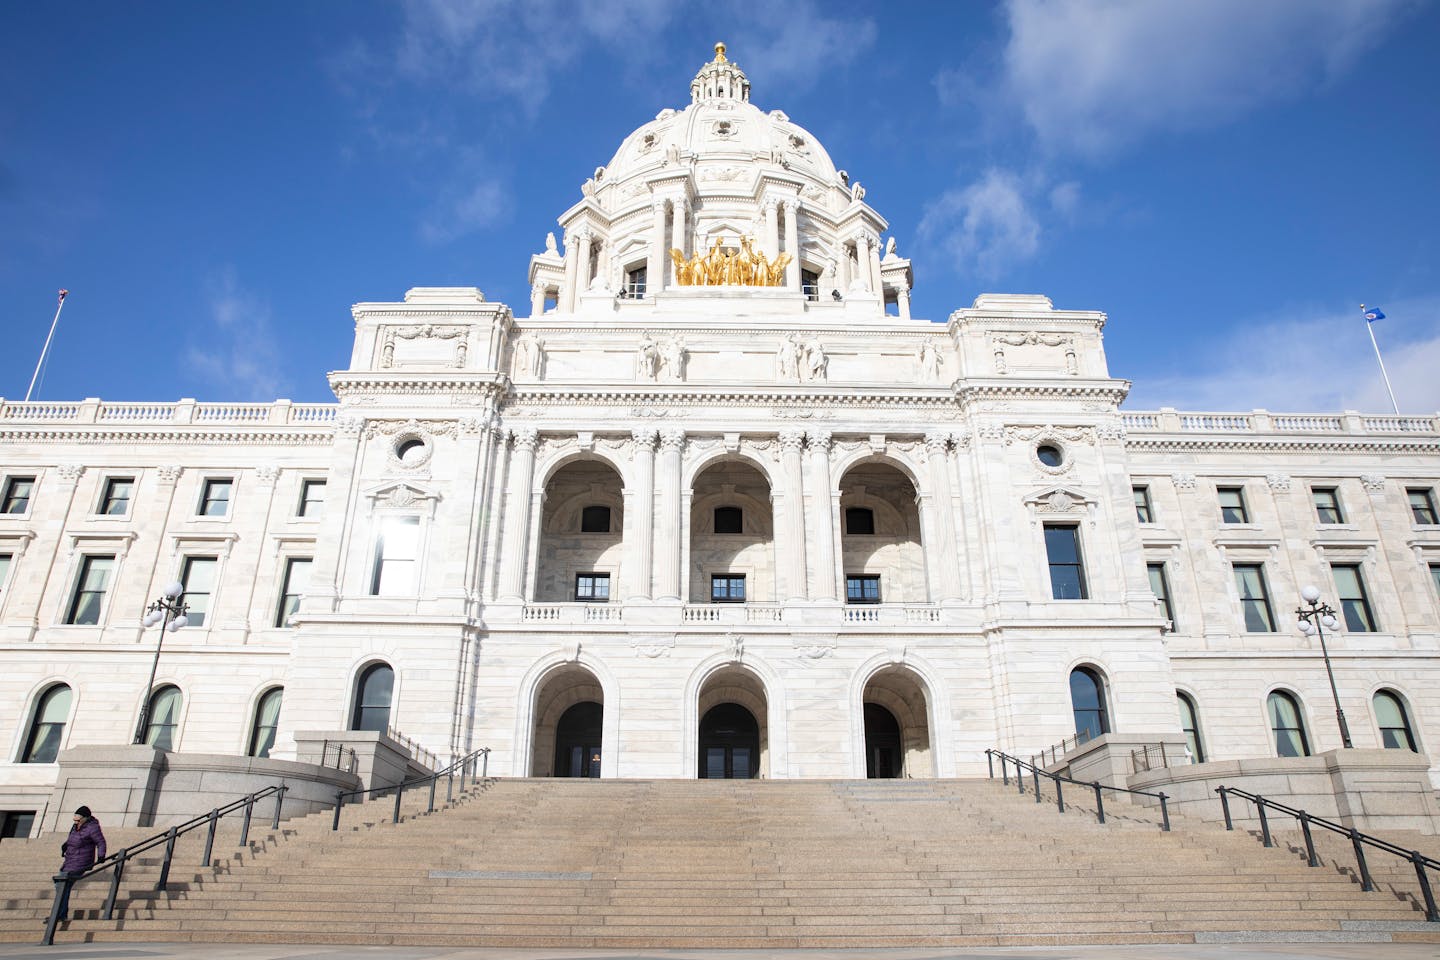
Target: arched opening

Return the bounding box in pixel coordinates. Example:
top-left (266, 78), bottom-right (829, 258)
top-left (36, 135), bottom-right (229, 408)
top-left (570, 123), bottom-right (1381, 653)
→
top-left (862, 666), bottom-right (933, 778)
top-left (537, 460), bottom-right (625, 602)
top-left (838, 462), bottom-right (925, 604)
top-left (20, 683), bottom-right (72, 763)
top-left (1267, 690), bottom-right (1309, 757)
top-left (248, 687), bottom-right (283, 759)
top-left (1374, 689), bottom-right (1418, 752)
top-left (144, 684), bottom-right (183, 751)
top-left (699, 703), bottom-right (759, 779)
top-left (531, 664), bottom-right (604, 777)
top-left (351, 663), bottom-right (394, 732)
top-left (689, 460), bottom-right (775, 603)
top-left (553, 701), bottom-right (603, 777)
top-left (1177, 691), bottom-right (1205, 762)
top-left (697, 666), bottom-right (768, 778)
top-left (1069, 666), bottom-right (1109, 740)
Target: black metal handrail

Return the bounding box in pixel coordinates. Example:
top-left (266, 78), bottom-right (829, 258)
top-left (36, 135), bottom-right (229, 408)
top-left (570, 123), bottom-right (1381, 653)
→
top-left (319, 739), bottom-right (358, 772)
top-left (43, 783), bottom-right (288, 946)
top-left (986, 748), bottom-right (1171, 831)
top-left (1029, 730), bottom-right (1093, 768)
top-left (1216, 784), bottom-right (1439, 922)
top-left (331, 747), bottom-right (489, 832)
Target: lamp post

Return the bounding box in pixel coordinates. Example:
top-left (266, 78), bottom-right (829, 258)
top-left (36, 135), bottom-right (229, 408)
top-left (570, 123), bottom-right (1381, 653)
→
top-left (133, 581), bottom-right (189, 745)
top-left (1296, 584), bottom-right (1352, 749)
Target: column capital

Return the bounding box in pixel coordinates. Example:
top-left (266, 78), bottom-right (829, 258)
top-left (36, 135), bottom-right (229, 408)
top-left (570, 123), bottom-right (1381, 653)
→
top-left (658, 427), bottom-right (686, 452)
top-left (924, 431), bottom-right (952, 455)
top-left (54, 464), bottom-right (86, 484)
top-left (631, 427), bottom-right (659, 449)
top-left (510, 426), bottom-right (539, 450)
top-left (805, 429), bottom-right (832, 451)
top-left (778, 429), bottom-right (807, 451)
top-left (652, 199), bottom-right (668, 215)
top-left (782, 198), bottom-right (801, 214)
top-left (156, 465), bottom-right (184, 483)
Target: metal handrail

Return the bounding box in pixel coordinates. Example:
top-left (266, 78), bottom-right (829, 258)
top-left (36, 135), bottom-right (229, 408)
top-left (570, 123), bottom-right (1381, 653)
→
top-left (385, 727), bottom-right (438, 770)
top-left (43, 783), bottom-right (288, 945)
top-left (331, 747), bottom-right (489, 832)
top-left (986, 748), bottom-right (1171, 832)
top-left (1029, 730), bottom-right (1092, 768)
top-left (1216, 785), bottom-right (1439, 922)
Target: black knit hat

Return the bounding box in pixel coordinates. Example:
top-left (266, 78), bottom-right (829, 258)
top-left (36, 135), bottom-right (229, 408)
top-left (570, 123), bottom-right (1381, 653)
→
top-left (74, 806), bottom-right (91, 819)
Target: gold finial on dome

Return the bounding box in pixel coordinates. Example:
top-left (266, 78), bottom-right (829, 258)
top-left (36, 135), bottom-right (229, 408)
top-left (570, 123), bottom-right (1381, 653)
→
top-left (714, 42), bottom-right (727, 62)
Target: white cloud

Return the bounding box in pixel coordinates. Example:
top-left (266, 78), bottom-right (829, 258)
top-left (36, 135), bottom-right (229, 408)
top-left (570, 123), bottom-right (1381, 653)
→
top-left (997, 0), bottom-right (1416, 157)
top-left (420, 176), bottom-right (512, 244)
top-left (183, 269), bottom-right (287, 400)
top-left (919, 169), bottom-right (1042, 281)
top-left (1125, 297), bottom-right (1440, 414)
top-left (725, 1), bottom-right (877, 96)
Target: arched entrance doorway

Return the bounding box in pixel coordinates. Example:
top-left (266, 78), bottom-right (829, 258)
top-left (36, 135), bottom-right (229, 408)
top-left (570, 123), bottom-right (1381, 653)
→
top-left (863, 703), bottom-right (903, 778)
top-left (698, 703), bottom-right (759, 779)
top-left (862, 666), bottom-right (933, 778)
top-left (554, 701), bottom-right (602, 778)
top-left (530, 664), bottom-right (604, 776)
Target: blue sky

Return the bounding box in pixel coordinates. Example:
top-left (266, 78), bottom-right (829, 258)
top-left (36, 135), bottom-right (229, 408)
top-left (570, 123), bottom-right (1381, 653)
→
top-left (3, 0), bottom-right (1437, 413)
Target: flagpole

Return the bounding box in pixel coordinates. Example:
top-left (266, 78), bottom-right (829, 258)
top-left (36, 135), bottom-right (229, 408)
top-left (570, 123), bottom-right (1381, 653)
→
top-left (1359, 303), bottom-right (1400, 415)
top-left (24, 290), bottom-right (69, 403)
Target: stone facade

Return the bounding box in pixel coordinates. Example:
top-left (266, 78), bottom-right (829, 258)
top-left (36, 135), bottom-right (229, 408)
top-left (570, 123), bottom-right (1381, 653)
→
top-left (1, 48), bottom-right (1438, 832)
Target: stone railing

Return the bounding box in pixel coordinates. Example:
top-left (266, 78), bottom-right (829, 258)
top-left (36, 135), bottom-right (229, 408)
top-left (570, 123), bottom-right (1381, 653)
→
top-left (1122, 409), bottom-right (1438, 436)
top-left (0, 398), bottom-right (338, 426)
top-left (516, 601), bottom-right (942, 626)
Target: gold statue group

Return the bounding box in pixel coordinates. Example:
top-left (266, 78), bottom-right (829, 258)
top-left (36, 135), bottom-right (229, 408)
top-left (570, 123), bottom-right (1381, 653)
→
top-left (670, 236), bottom-right (792, 287)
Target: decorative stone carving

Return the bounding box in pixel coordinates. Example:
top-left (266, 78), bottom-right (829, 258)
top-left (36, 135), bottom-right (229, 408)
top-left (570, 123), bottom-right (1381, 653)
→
top-left (254, 465), bottom-right (280, 485)
top-left (511, 427), bottom-right (539, 450)
top-left (1005, 424), bottom-right (1092, 445)
top-left (1095, 419), bottom-right (1126, 441)
top-left (658, 428), bottom-right (685, 453)
top-left (631, 427), bottom-right (659, 450)
top-left (793, 638), bottom-right (835, 659)
top-left (916, 341), bottom-right (941, 382)
top-left (370, 418), bottom-right (457, 440)
top-left (1172, 473), bottom-right (1198, 489)
top-left (659, 336), bottom-right (686, 381)
top-left (1265, 474), bottom-right (1291, 492)
top-left (629, 634), bottom-right (674, 658)
top-left (924, 432), bottom-right (951, 455)
top-left (156, 465), bottom-right (184, 483)
top-left (776, 333), bottom-right (801, 381)
top-left (55, 464), bottom-right (85, 482)
top-left (544, 232), bottom-right (558, 255)
top-left (636, 333), bottom-right (660, 381)
top-left (778, 430), bottom-right (807, 451)
top-left (977, 424), bottom-right (1005, 441)
top-left (806, 429), bottom-right (832, 450)
top-left (802, 338), bottom-right (827, 382)
top-left (1360, 474), bottom-right (1387, 491)
top-left (725, 632), bottom-right (743, 662)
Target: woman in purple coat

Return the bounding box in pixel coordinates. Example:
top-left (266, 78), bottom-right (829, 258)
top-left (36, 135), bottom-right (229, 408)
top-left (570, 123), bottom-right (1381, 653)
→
top-left (56, 806), bottom-right (106, 920)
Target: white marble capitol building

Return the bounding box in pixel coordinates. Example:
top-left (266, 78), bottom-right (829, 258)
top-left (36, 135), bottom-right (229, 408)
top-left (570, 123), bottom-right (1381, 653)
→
top-left (3, 45), bottom-right (1440, 830)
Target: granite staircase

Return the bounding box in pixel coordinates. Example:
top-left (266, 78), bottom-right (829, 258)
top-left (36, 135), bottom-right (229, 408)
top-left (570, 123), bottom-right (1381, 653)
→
top-left (2, 777), bottom-right (1438, 947)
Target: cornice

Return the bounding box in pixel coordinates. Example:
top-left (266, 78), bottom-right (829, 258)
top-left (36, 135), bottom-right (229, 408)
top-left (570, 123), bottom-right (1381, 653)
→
top-left (504, 385), bottom-right (958, 410)
top-left (328, 374), bottom-right (509, 398)
top-left (1124, 436), bottom-right (1440, 456)
top-left (0, 427), bottom-right (333, 446)
top-left (954, 381), bottom-right (1130, 405)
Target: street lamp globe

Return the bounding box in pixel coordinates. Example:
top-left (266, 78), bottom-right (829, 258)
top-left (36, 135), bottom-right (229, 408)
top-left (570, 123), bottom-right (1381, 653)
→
top-left (1301, 584), bottom-right (1321, 603)
top-left (163, 580), bottom-right (184, 600)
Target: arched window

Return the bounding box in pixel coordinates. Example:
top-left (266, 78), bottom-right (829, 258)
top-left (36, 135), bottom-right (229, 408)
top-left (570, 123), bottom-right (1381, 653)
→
top-left (21, 684), bottom-right (72, 763)
top-left (143, 685), bottom-right (183, 751)
top-left (1267, 691), bottom-right (1309, 757)
top-left (713, 506), bottom-right (743, 534)
top-left (248, 687), bottom-right (283, 759)
top-left (1177, 692), bottom-right (1205, 763)
top-left (580, 505), bottom-right (611, 533)
top-left (351, 663), bottom-right (394, 733)
top-left (1373, 689), bottom-right (1417, 752)
top-left (1069, 667), bottom-right (1109, 740)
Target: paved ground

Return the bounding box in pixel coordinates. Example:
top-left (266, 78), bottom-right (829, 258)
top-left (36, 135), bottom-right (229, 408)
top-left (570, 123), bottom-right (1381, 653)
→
top-left (0, 944), bottom-right (1438, 960)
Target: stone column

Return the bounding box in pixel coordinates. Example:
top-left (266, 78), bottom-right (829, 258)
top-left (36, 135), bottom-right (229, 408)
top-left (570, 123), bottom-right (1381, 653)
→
top-left (924, 432), bottom-right (963, 601)
top-left (783, 200), bottom-right (801, 290)
top-left (626, 428), bottom-right (657, 600)
top-left (806, 430), bottom-right (836, 600)
top-left (866, 232), bottom-right (883, 295)
top-left (896, 285), bottom-right (911, 320)
top-left (560, 233), bottom-right (580, 313)
top-left (670, 197), bottom-right (688, 269)
top-left (499, 428), bottom-right (539, 600)
top-left (575, 229), bottom-right (594, 294)
top-left (529, 282), bottom-right (546, 318)
top-left (649, 201), bottom-right (667, 292)
top-left (763, 198), bottom-right (781, 259)
top-left (654, 428), bottom-right (685, 601)
top-left (779, 430), bottom-right (809, 601)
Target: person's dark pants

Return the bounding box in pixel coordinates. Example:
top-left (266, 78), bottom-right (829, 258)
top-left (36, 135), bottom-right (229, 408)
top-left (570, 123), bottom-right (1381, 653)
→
top-left (54, 871), bottom-right (83, 921)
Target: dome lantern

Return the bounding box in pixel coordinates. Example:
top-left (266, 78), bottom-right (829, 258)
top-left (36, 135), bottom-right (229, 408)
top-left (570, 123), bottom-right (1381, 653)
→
top-left (690, 41), bottom-right (750, 104)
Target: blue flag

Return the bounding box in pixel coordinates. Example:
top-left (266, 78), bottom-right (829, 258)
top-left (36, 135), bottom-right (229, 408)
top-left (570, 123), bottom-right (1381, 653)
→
top-left (1364, 306), bottom-right (1385, 322)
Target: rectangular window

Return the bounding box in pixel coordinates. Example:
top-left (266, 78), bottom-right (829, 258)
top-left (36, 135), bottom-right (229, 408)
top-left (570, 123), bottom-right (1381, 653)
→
top-left (99, 477), bottom-right (134, 516)
top-left (1, 477), bottom-right (35, 514)
top-left (199, 478), bottom-right (233, 517)
top-left (297, 480), bottom-right (326, 518)
top-left (275, 557), bottom-right (311, 627)
top-left (1331, 563), bottom-right (1377, 632)
top-left (1312, 487), bottom-right (1343, 524)
top-left (623, 265), bottom-right (647, 300)
top-left (1218, 486), bottom-right (1249, 524)
top-left (66, 555), bottom-right (115, 625)
top-left (0, 553), bottom-right (11, 595)
top-left (574, 572), bottom-right (611, 602)
top-left (1432, 562), bottom-right (1440, 599)
top-left (1, 811), bottom-right (36, 840)
top-left (371, 516), bottom-right (420, 596)
top-left (711, 574), bottom-right (746, 602)
top-left (1409, 488), bottom-right (1439, 525)
top-left (845, 574), bottom-right (881, 604)
top-left (1133, 486), bottom-right (1154, 524)
top-left (1043, 524), bottom-right (1088, 600)
top-left (1147, 562), bottom-right (1174, 624)
top-left (1233, 563), bottom-right (1275, 632)
top-left (180, 556), bottom-right (217, 628)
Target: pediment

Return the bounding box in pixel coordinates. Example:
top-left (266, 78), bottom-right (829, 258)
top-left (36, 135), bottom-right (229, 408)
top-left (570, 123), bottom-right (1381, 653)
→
top-left (362, 480), bottom-right (441, 511)
top-left (1021, 485), bottom-right (1097, 520)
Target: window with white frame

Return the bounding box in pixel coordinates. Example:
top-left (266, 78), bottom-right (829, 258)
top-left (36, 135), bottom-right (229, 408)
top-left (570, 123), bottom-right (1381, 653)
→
top-left (1043, 524), bottom-right (1088, 599)
top-left (66, 555), bottom-right (115, 625)
top-left (1232, 563), bottom-right (1275, 632)
top-left (275, 557), bottom-right (311, 627)
top-left (297, 480), bottom-right (326, 518)
top-left (1331, 563), bottom-right (1377, 632)
top-left (1, 476), bottom-right (35, 514)
top-left (371, 516), bottom-right (420, 596)
top-left (1147, 562), bottom-right (1174, 625)
top-left (0, 552), bottom-right (11, 599)
top-left (1133, 485), bottom-right (1154, 524)
top-left (1218, 486), bottom-right (1249, 524)
top-left (20, 684), bottom-right (72, 764)
top-left (1409, 487), bottom-right (1439, 525)
top-left (180, 556), bottom-right (218, 628)
top-left (198, 478), bottom-right (233, 517)
top-left (248, 687), bottom-right (283, 759)
top-left (98, 477), bottom-right (134, 516)
top-left (574, 572), bottom-right (611, 602)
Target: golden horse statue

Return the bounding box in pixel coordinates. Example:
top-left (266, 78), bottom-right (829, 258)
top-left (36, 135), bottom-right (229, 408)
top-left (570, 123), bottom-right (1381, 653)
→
top-left (668, 236), bottom-right (793, 288)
